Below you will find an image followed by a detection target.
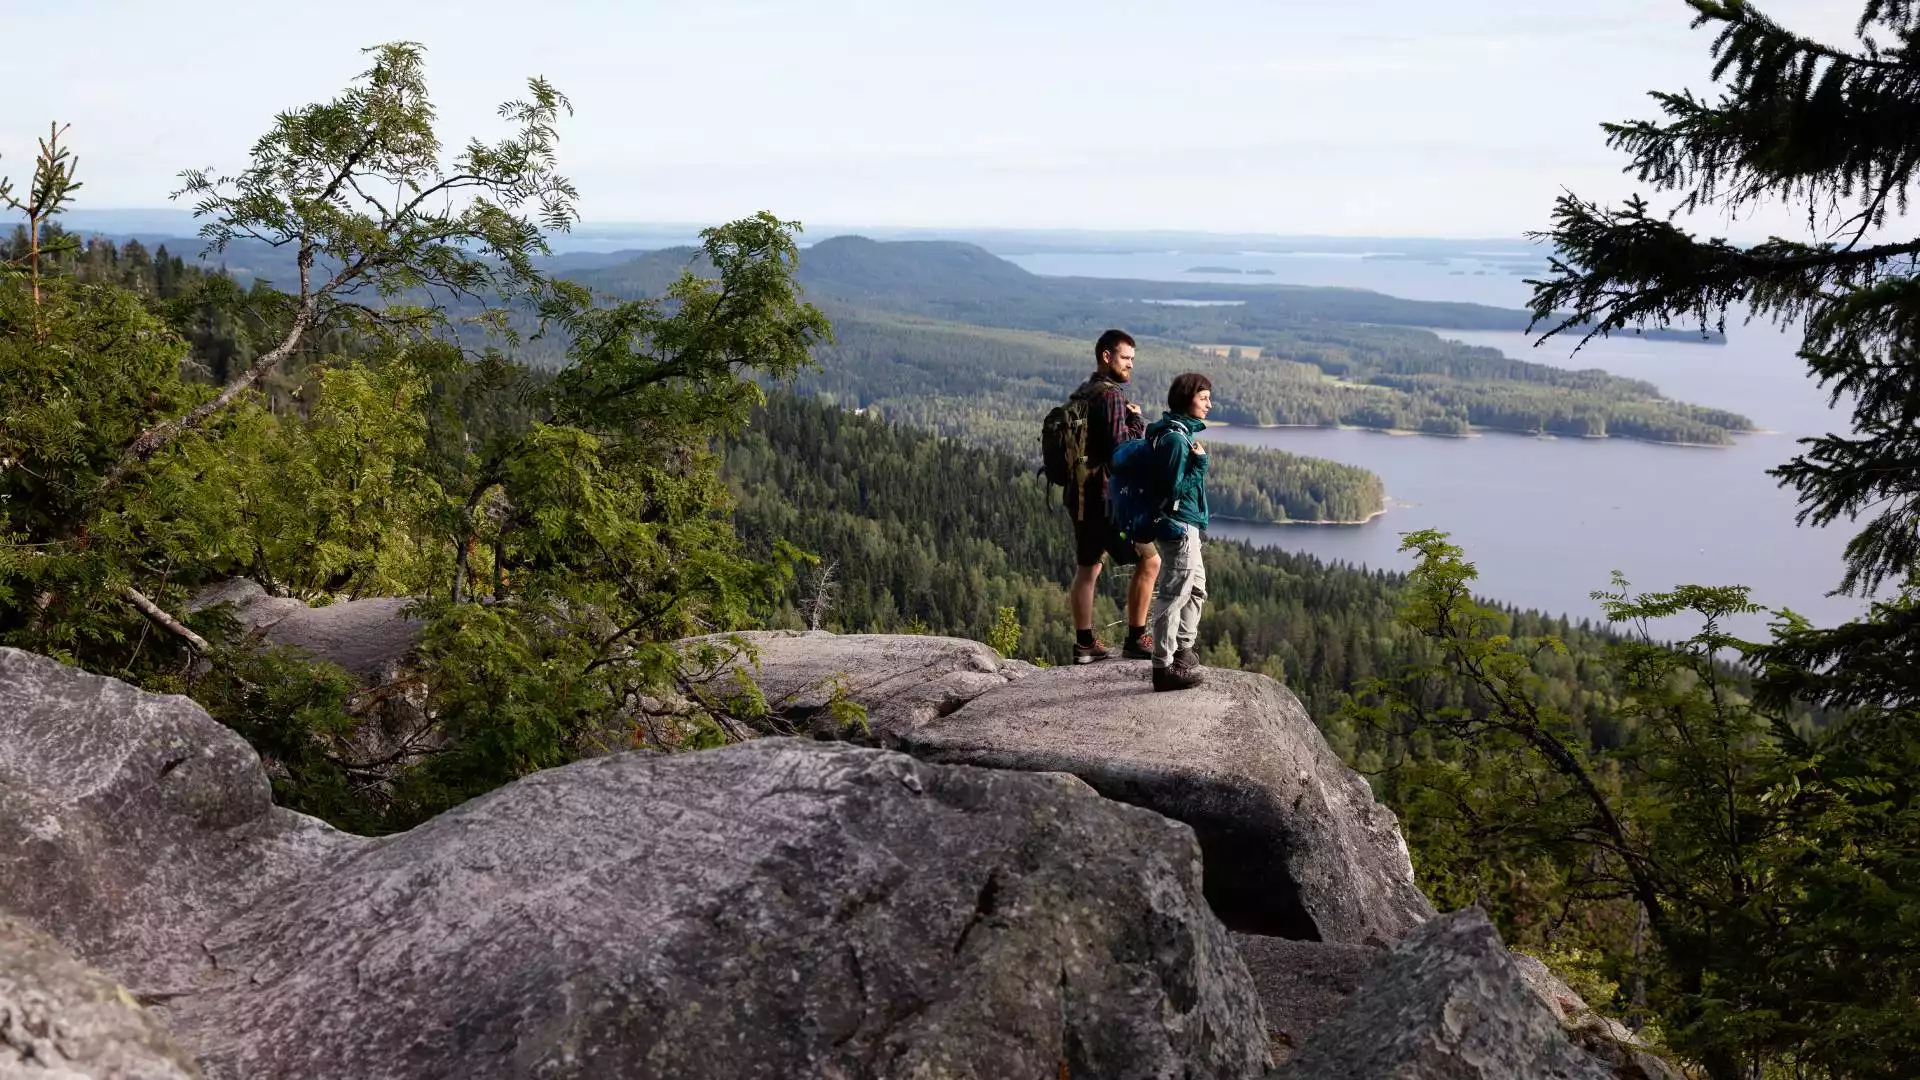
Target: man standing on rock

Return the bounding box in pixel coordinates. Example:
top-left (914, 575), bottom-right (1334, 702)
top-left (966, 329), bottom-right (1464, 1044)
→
top-left (1062, 330), bottom-right (1160, 664)
top-left (1146, 373), bottom-right (1213, 692)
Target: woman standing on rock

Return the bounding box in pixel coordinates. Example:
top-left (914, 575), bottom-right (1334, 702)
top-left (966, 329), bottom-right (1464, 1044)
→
top-left (1146, 373), bottom-right (1213, 692)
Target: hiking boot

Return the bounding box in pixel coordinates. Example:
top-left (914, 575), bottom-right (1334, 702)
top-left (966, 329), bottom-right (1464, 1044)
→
top-left (1073, 638), bottom-right (1112, 665)
top-left (1121, 631), bottom-right (1155, 660)
top-left (1174, 646), bottom-right (1200, 671)
top-left (1152, 662), bottom-right (1205, 692)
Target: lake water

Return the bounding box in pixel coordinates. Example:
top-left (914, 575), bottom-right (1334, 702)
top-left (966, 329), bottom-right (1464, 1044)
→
top-left (1007, 249), bottom-right (1545, 308)
top-left (1007, 250), bottom-right (1871, 634)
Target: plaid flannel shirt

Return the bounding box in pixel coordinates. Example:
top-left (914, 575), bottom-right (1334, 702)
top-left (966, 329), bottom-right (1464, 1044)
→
top-left (1066, 373), bottom-right (1146, 513)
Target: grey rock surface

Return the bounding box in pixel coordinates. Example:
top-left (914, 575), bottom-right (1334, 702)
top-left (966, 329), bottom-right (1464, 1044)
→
top-left (0, 914), bottom-right (201, 1079)
top-left (187, 578), bottom-right (421, 686)
top-left (899, 662), bottom-right (1433, 944)
top-left (1232, 935), bottom-right (1377, 1064)
top-left (0, 914), bottom-right (201, 1080)
top-left (0, 649), bottom-right (366, 996)
top-left (1512, 953), bottom-right (1588, 1024)
top-left (170, 739), bottom-right (1273, 1080)
top-left (0, 651), bottom-right (1272, 1080)
top-left (694, 630), bottom-right (1033, 743)
top-left (1278, 908), bottom-right (1612, 1080)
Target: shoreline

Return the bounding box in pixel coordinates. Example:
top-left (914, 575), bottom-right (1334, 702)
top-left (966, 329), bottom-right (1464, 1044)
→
top-left (1210, 419), bottom-right (1753, 449)
top-left (1214, 500), bottom-right (1392, 528)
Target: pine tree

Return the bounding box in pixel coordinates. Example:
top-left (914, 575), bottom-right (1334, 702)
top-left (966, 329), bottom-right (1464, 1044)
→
top-left (1530, 0), bottom-right (1920, 596)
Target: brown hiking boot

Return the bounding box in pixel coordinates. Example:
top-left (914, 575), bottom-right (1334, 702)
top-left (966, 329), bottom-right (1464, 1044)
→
top-left (1121, 631), bottom-right (1155, 660)
top-left (1152, 662), bottom-right (1205, 692)
top-left (1073, 638), bottom-right (1112, 665)
top-left (1174, 646), bottom-right (1200, 671)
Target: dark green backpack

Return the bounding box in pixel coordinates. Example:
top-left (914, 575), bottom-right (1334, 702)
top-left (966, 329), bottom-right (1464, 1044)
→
top-left (1040, 396), bottom-right (1095, 519)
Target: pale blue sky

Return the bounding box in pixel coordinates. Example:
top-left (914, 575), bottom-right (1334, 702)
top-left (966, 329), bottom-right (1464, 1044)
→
top-left (5, 0), bottom-right (1864, 238)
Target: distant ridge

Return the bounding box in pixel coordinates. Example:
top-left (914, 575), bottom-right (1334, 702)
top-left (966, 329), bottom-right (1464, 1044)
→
top-left (19, 221), bottom-right (1721, 343)
top-left (567, 235), bottom-right (1723, 343)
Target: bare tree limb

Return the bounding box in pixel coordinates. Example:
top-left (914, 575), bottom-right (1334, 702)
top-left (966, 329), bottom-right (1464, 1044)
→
top-left (97, 300), bottom-right (319, 493)
top-left (122, 586), bottom-right (210, 652)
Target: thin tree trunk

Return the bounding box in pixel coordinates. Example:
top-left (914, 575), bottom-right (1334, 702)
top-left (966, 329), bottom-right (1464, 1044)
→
top-left (452, 477), bottom-right (500, 605)
top-left (98, 303), bottom-right (315, 494)
top-left (122, 586), bottom-right (210, 652)
top-left (28, 213), bottom-right (39, 309)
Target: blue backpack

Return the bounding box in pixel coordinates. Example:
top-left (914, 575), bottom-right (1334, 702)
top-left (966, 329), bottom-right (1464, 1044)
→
top-left (1108, 430), bottom-right (1177, 544)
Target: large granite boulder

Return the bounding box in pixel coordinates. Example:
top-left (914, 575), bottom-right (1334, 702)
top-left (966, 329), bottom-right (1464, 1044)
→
top-left (0, 649), bottom-right (366, 994)
top-left (898, 661), bottom-right (1433, 944)
top-left (187, 578), bottom-right (422, 686)
top-left (176, 739), bottom-right (1272, 1080)
top-left (0, 649), bottom-right (1272, 1080)
top-left (690, 630), bottom-right (1034, 743)
top-left (0, 913), bottom-right (201, 1079)
top-left (1278, 909), bottom-right (1612, 1080)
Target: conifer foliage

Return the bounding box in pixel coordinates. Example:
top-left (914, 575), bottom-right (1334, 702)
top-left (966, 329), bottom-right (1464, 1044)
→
top-left (1533, 0), bottom-right (1920, 596)
top-left (1406, 4), bottom-right (1920, 1073)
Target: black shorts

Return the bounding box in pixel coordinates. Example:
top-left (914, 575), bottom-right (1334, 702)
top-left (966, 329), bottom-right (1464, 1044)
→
top-left (1071, 497), bottom-right (1141, 568)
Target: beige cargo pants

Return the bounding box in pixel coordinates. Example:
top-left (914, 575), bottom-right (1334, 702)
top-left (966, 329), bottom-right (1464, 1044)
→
top-left (1149, 523), bottom-right (1206, 666)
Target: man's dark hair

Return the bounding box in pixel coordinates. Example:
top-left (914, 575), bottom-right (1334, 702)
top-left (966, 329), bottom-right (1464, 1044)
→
top-left (1094, 329), bottom-right (1136, 363)
top-left (1168, 372), bottom-right (1213, 413)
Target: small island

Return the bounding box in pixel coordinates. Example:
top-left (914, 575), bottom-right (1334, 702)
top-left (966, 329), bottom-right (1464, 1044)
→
top-left (1186, 265), bottom-right (1244, 274)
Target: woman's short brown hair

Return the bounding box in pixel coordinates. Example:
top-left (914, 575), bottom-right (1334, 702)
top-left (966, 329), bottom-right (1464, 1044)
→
top-left (1168, 372), bottom-right (1213, 413)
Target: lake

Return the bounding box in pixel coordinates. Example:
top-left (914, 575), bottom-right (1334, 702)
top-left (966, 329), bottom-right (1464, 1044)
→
top-left (1006, 249), bottom-right (1872, 634)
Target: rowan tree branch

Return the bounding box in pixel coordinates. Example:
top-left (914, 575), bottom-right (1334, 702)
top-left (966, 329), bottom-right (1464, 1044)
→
top-left (97, 299), bottom-right (319, 494)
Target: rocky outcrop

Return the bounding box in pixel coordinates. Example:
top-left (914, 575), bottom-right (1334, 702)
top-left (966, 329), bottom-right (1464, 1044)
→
top-left (187, 578), bottom-right (422, 686)
top-left (693, 630), bottom-right (1034, 742)
top-left (0, 649), bottom-right (367, 994)
top-left (0, 913), bottom-right (201, 1079)
top-left (725, 632), bottom-right (1428, 944)
top-left (1232, 935), bottom-right (1378, 1064)
top-left (899, 661), bottom-right (1433, 944)
top-left (183, 740), bottom-right (1271, 1080)
top-left (0, 649), bottom-right (1272, 1080)
top-left (2, 632), bottom-right (1675, 1079)
top-left (1277, 908), bottom-right (1613, 1079)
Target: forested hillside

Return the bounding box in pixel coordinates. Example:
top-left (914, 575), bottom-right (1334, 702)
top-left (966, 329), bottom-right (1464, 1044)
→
top-left (797, 315), bottom-right (1387, 522)
top-left (62, 225), bottom-right (1755, 447)
top-left (574, 238), bottom-right (1753, 446)
top-left (575, 234), bottom-right (1721, 340)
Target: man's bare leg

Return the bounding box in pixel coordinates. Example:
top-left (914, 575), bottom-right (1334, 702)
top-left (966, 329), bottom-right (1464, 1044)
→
top-left (1128, 545), bottom-right (1160, 629)
top-left (1070, 562), bottom-right (1103, 631)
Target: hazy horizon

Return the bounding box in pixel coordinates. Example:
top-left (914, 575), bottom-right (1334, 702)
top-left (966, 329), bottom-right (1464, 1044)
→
top-left (4, 1), bottom-right (1872, 243)
top-left (38, 208), bottom-right (1550, 247)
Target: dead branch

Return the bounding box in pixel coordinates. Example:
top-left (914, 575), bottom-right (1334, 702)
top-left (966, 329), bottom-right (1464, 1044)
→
top-left (122, 586), bottom-right (210, 652)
